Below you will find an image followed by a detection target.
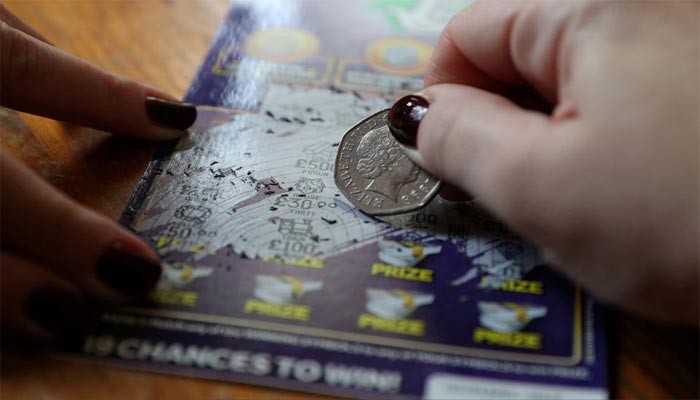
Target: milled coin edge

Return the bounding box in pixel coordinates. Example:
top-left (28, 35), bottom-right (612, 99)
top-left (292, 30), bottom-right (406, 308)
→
top-left (334, 109), bottom-right (389, 215)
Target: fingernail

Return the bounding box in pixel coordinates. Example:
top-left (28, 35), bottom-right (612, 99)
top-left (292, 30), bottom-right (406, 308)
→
top-left (146, 97), bottom-right (197, 131)
top-left (388, 94), bottom-right (429, 146)
top-left (25, 287), bottom-right (100, 337)
top-left (96, 243), bottom-right (162, 297)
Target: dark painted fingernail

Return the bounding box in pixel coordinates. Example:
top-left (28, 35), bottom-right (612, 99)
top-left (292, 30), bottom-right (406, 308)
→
top-left (96, 243), bottom-right (162, 297)
top-left (388, 94), bottom-right (429, 146)
top-left (146, 97), bottom-right (197, 130)
top-left (25, 287), bottom-right (100, 337)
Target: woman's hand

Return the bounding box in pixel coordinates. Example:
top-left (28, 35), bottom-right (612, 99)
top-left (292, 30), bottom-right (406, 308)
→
top-left (393, 1), bottom-right (699, 322)
top-left (0, 6), bottom-right (197, 340)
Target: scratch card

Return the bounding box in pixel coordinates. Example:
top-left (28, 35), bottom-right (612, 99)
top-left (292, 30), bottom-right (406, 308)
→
top-left (67, 1), bottom-right (608, 399)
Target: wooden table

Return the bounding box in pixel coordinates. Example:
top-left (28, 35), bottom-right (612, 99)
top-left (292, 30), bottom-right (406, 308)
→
top-left (1, 1), bottom-right (697, 398)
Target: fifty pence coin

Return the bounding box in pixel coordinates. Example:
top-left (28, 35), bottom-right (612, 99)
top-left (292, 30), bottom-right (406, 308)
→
top-left (334, 109), bottom-right (441, 216)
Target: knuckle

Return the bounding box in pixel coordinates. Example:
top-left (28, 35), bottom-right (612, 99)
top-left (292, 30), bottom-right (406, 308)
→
top-left (434, 105), bottom-right (459, 166)
top-left (1, 24), bottom-right (43, 86)
top-left (48, 197), bottom-right (87, 234)
top-left (419, 94), bottom-right (459, 180)
top-left (489, 147), bottom-right (534, 212)
top-left (441, 12), bottom-right (461, 43)
top-left (439, 114), bottom-right (468, 185)
top-left (47, 199), bottom-right (107, 267)
top-left (101, 74), bottom-right (126, 111)
top-left (99, 73), bottom-right (131, 129)
top-left (487, 140), bottom-right (562, 241)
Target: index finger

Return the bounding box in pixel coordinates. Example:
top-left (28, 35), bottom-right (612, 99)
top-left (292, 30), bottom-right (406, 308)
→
top-left (425, 0), bottom-right (575, 102)
top-left (0, 20), bottom-right (195, 139)
top-left (0, 5), bottom-right (51, 45)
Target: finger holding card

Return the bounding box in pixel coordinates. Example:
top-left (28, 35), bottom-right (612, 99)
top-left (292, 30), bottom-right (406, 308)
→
top-left (0, 250), bottom-right (99, 341)
top-left (0, 6), bottom-right (196, 140)
top-left (0, 149), bottom-right (166, 339)
top-left (0, 7), bottom-right (202, 340)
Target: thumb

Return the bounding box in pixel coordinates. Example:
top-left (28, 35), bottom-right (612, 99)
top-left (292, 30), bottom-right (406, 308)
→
top-left (389, 84), bottom-right (569, 240)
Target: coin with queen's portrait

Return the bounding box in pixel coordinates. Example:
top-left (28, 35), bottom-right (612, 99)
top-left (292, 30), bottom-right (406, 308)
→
top-left (334, 109), bottom-right (441, 216)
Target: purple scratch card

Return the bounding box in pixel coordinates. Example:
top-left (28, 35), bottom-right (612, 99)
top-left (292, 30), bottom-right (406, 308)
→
top-left (67, 1), bottom-right (608, 399)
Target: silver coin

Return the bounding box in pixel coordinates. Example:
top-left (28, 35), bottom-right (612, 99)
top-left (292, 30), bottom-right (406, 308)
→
top-left (334, 109), bottom-right (441, 216)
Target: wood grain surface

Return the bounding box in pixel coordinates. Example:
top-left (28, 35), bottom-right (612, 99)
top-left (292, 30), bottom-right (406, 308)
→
top-left (0, 1), bottom-right (697, 399)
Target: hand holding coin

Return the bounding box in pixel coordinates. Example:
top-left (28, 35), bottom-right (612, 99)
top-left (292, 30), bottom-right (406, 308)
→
top-left (334, 107), bottom-right (441, 216)
top-left (362, 0), bottom-right (699, 324)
